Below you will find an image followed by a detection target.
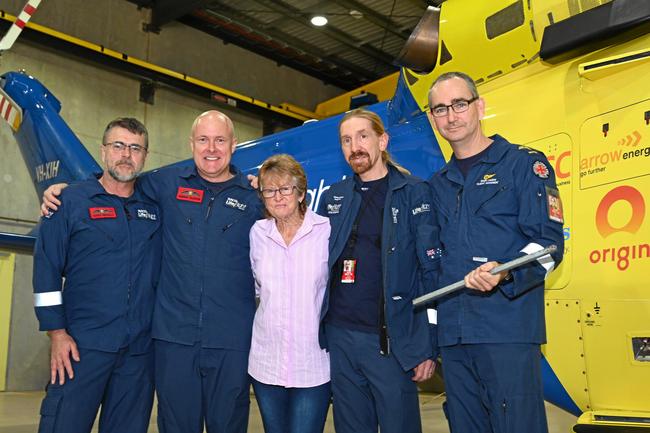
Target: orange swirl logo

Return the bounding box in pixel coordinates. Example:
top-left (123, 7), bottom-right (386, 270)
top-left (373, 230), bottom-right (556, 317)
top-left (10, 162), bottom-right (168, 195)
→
top-left (595, 186), bottom-right (645, 238)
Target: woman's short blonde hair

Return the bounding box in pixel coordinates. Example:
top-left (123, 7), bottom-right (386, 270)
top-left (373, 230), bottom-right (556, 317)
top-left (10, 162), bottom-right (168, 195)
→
top-left (259, 154), bottom-right (308, 216)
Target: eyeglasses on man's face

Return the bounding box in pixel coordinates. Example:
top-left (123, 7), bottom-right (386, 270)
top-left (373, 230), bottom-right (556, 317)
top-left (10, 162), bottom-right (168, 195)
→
top-left (430, 96), bottom-right (479, 118)
top-left (103, 141), bottom-right (147, 154)
top-left (260, 185), bottom-right (297, 198)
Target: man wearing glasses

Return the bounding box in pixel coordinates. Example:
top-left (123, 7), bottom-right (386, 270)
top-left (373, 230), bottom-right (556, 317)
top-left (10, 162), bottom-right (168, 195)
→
top-left (34, 118), bottom-right (161, 433)
top-left (426, 72), bottom-right (564, 433)
top-left (41, 111), bottom-right (263, 433)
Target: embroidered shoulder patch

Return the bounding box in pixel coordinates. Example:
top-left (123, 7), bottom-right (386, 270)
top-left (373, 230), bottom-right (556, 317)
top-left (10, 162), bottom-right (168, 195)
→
top-left (546, 186), bottom-right (564, 224)
top-left (426, 247), bottom-right (444, 260)
top-left (532, 161), bottom-right (549, 179)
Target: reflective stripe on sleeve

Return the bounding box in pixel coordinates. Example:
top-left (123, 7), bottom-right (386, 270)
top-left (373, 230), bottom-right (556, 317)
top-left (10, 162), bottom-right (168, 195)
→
top-left (427, 308), bottom-right (438, 325)
top-left (34, 291), bottom-right (63, 307)
top-left (520, 242), bottom-right (555, 278)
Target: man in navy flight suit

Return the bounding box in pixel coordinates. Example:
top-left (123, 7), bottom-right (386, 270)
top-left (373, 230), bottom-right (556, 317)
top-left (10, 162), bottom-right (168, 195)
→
top-left (427, 72), bottom-right (565, 433)
top-left (137, 110), bottom-right (263, 433)
top-left (33, 118), bottom-right (161, 433)
top-left (42, 111), bottom-right (263, 433)
top-left (317, 108), bottom-right (442, 433)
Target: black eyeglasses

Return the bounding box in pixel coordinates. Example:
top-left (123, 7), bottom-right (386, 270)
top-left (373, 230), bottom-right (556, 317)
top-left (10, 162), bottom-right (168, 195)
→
top-left (260, 185), bottom-right (297, 198)
top-left (430, 97), bottom-right (479, 117)
top-left (103, 141), bottom-right (147, 154)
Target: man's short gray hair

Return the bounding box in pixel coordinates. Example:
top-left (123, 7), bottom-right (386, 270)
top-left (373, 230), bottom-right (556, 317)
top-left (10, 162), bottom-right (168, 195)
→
top-left (428, 71), bottom-right (479, 104)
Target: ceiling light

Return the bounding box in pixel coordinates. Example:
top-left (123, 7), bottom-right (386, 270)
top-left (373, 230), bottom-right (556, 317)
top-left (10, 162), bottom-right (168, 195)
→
top-left (310, 15), bottom-right (328, 26)
top-left (349, 10), bottom-right (363, 19)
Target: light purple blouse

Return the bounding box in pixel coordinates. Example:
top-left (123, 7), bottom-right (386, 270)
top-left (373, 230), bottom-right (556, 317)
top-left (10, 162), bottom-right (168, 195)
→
top-left (248, 208), bottom-right (331, 387)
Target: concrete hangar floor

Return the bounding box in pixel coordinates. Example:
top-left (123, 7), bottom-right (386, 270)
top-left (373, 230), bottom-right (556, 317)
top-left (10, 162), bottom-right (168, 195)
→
top-left (0, 391), bottom-right (578, 432)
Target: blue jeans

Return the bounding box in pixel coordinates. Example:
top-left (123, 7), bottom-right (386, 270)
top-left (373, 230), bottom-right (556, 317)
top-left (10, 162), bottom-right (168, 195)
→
top-left (251, 377), bottom-right (331, 433)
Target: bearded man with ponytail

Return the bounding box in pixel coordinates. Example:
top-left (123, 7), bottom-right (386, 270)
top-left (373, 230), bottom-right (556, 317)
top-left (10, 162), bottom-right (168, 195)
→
top-left (316, 109), bottom-right (443, 433)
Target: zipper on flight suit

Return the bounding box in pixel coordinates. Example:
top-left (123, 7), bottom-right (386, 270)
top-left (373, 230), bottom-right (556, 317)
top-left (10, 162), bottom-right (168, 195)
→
top-left (205, 196), bottom-right (216, 221)
top-left (379, 190), bottom-right (394, 356)
top-left (122, 200), bottom-right (134, 349)
top-left (123, 202), bottom-right (133, 305)
top-left (198, 192), bottom-right (215, 331)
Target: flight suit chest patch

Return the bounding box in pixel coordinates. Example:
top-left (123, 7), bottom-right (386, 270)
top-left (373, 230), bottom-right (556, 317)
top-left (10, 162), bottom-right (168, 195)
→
top-left (224, 197), bottom-right (247, 211)
top-left (136, 208), bottom-right (158, 221)
top-left (411, 202), bottom-right (430, 215)
top-left (476, 172), bottom-right (499, 186)
top-left (89, 207), bottom-right (116, 219)
top-left (176, 187), bottom-right (204, 203)
top-left (327, 203), bottom-right (342, 215)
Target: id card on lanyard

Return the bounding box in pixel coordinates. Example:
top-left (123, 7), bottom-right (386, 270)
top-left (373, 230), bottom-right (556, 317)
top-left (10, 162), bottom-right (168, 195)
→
top-left (341, 259), bottom-right (357, 283)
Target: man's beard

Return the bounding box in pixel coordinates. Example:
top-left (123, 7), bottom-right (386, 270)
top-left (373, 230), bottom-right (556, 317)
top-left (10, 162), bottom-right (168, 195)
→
top-left (348, 151), bottom-right (372, 174)
top-left (108, 161), bottom-right (141, 182)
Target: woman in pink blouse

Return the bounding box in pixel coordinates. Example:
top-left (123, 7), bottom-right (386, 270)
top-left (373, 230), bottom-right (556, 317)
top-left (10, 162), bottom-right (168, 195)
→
top-left (248, 154), bottom-right (331, 433)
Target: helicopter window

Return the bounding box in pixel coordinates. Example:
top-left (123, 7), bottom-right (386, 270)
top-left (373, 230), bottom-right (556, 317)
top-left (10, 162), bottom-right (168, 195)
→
top-left (485, 0), bottom-right (525, 39)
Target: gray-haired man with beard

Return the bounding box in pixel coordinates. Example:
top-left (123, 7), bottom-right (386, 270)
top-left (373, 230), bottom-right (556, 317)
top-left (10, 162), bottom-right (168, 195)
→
top-left (33, 118), bottom-right (162, 433)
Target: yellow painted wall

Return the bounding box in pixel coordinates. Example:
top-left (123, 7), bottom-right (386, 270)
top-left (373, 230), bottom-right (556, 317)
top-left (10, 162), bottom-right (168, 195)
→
top-left (0, 252), bottom-right (16, 391)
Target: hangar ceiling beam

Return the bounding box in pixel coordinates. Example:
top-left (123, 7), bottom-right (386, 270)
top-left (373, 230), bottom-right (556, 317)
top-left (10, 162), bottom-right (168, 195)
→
top-left (0, 14), bottom-right (306, 127)
top-left (146, 0), bottom-right (205, 31)
top-left (251, 0), bottom-right (396, 68)
top-left (197, 1), bottom-right (381, 86)
top-left (329, 0), bottom-right (411, 40)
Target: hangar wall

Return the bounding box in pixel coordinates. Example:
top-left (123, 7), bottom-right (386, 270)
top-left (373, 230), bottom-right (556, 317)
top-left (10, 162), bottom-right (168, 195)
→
top-left (0, 0), bottom-right (344, 390)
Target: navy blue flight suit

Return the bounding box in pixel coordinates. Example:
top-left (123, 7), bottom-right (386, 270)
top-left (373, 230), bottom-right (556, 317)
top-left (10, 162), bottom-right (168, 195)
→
top-left (34, 179), bottom-right (161, 433)
top-left (428, 135), bottom-right (565, 433)
top-left (317, 165), bottom-right (442, 433)
top-left (138, 164), bottom-right (263, 433)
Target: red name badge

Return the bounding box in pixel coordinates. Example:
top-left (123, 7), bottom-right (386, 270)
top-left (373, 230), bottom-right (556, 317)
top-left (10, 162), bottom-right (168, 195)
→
top-left (89, 207), bottom-right (117, 219)
top-left (341, 259), bottom-right (357, 284)
top-left (176, 187), bottom-right (204, 203)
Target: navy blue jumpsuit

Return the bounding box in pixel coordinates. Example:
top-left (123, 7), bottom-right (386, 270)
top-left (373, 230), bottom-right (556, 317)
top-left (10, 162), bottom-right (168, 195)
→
top-left (138, 164), bottom-right (263, 433)
top-left (318, 165), bottom-right (442, 433)
top-left (34, 178), bottom-right (161, 433)
top-left (428, 135), bottom-right (565, 433)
